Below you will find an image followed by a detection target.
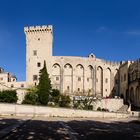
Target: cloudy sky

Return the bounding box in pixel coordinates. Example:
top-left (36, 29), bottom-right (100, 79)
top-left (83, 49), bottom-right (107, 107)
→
top-left (0, 0), bottom-right (140, 81)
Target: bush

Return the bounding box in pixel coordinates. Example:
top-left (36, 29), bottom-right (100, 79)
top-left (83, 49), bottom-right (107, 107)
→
top-left (0, 90), bottom-right (17, 103)
top-left (22, 92), bottom-right (39, 105)
top-left (97, 107), bottom-right (109, 112)
top-left (50, 89), bottom-right (60, 105)
top-left (97, 107), bottom-right (102, 111)
top-left (59, 95), bottom-right (71, 107)
top-left (82, 98), bottom-right (93, 110)
top-left (51, 89), bottom-right (60, 97)
top-left (73, 100), bottom-right (81, 109)
top-left (102, 108), bottom-right (109, 112)
top-left (87, 105), bottom-right (93, 110)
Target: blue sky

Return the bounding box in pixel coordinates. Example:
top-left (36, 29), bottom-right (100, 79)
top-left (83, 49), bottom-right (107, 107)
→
top-left (0, 0), bottom-right (140, 81)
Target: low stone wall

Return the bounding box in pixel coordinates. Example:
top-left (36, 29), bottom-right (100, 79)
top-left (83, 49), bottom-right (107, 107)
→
top-left (92, 98), bottom-right (123, 112)
top-left (0, 103), bottom-right (129, 118)
top-left (130, 111), bottom-right (140, 118)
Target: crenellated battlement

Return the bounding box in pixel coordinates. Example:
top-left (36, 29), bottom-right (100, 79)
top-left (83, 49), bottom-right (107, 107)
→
top-left (100, 59), bottom-right (120, 66)
top-left (24, 25), bottom-right (53, 34)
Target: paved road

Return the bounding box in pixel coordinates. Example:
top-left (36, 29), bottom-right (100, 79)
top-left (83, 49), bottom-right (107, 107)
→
top-left (0, 116), bottom-right (140, 140)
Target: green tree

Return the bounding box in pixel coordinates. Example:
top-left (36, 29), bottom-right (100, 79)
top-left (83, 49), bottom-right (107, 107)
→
top-left (38, 61), bottom-right (51, 105)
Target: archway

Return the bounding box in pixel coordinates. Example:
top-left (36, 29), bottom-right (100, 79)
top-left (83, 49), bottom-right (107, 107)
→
top-left (52, 63), bottom-right (61, 90)
top-left (86, 65), bottom-right (94, 95)
top-left (63, 63), bottom-right (73, 94)
top-left (75, 64), bottom-right (84, 94)
top-left (96, 66), bottom-right (103, 97)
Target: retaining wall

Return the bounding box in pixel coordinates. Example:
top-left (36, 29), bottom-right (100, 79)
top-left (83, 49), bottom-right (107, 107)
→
top-left (0, 103), bottom-right (129, 118)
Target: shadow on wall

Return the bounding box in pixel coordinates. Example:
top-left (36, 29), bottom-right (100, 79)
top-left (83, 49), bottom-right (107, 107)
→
top-left (108, 68), bottom-right (120, 98)
top-left (0, 118), bottom-right (140, 140)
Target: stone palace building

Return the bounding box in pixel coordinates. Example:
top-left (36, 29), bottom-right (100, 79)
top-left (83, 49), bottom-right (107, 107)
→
top-left (0, 25), bottom-right (139, 108)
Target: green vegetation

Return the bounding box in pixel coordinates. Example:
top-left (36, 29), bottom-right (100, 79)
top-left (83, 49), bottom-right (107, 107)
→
top-left (0, 90), bottom-right (17, 103)
top-left (59, 94), bottom-right (71, 107)
top-left (82, 98), bottom-right (93, 110)
top-left (22, 61), bottom-right (95, 110)
top-left (22, 85), bottom-right (39, 105)
top-left (73, 96), bottom-right (93, 110)
top-left (97, 107), bottom-right (102, 111)
top-left (22, 92), bottom-right (38, 105)
top-left (97, 107), bottom-right (109, 112)
top-left (50, 89), bottom-right (60, 105)
top-left (22, 61), bottom-right (71, 107)
top-left (37, 61), bottom-right (51, 105)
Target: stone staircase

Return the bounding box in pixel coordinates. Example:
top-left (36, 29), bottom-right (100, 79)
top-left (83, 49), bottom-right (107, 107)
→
top-left (117, 105), bottom-right (129, 113)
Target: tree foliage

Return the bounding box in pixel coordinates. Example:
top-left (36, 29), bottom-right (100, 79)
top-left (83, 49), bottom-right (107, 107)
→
top-left (73, 96), bottom-right (93, 110)
top-left (59, 95), bottom-right (71, 107)
top-left (37, 61), bottom-right (51, 105)
top-left (22, 92), bottom-right (38, 105)
top-left (50, 89), bottom-right (60, 105)
top-left (0, 90), bottom-right (17, 103)
top-left (22, 85), bottom-right (39, 105)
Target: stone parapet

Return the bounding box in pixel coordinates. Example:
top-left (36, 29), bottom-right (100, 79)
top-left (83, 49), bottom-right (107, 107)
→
top-left (24, 25), bottom-right (53, 33)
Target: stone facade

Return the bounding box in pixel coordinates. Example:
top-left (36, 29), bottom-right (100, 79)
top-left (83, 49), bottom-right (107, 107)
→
top-left (119, 60), bottom-right (140, 109)
top-left (24, 25), bottom-right (120, 97)
top-left (119, 61), bottom-right (132, 100)
top-left (0, 24), bottom-right (140, 109)
top-left (0, 68), bottom-right (16, 84)
top-left (128, 59), bottom-right (140, 108)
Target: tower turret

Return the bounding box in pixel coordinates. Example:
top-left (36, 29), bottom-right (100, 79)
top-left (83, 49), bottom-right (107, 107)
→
top-left (24, 25), bottom-right (53, 84)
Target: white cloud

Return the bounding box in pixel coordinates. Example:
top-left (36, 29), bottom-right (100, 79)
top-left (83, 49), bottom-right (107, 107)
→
top-left (123, 30), bottom-right (140, 36)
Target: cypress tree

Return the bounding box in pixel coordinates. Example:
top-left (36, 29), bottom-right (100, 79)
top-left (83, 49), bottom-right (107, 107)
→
top-left (38, 61), bottom-right (51, 105)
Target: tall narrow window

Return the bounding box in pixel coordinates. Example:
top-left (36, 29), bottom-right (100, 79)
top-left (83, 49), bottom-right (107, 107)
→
top-left (56, 77), bottom-right (59, 81)
top-left (33, 75), bottom-right (38, 81)
top-left (37, 62), bottom-right (41, 67)
top-left (105, 78), bottom-right (108, 83)
top-left (78, 77), bottom-right (81, 81)
top-left (67, 86), bottom-right (70, 90)
top-left (78, 88), bottom-right (80, 92)
top-left (33, 50), bottom-right (37, 56)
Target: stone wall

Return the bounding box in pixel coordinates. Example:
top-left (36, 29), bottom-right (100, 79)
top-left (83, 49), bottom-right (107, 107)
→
top-left (0, 103), bottom-right (129, 118)
top-left (92, 98), bottom-right (123, 112)
top-left (50, 56), bottom-right (119, 97)
top-left (24, 25), bottom-right (120, 98)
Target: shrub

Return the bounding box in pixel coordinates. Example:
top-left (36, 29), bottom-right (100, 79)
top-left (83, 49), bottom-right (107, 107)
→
top-left (73, 100), bottom-right (81, 109)
top-left (97, 107), bottom-right (102, 111)
top-left (22, 92), bottom-right (38, 105)
top-left (102, 108), bottom-right (109, 112)
top-left (59, 95), bottom-right (71, 107)
top-left (0, 90), bottom-right (17, 103)
top-left (87, 105), bottom-right (93, 110)
top-left (50, 89), bottom-right (60, 105)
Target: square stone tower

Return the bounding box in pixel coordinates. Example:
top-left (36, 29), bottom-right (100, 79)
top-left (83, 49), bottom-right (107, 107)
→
top-left (24, 25), bottom-right (53, 85)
